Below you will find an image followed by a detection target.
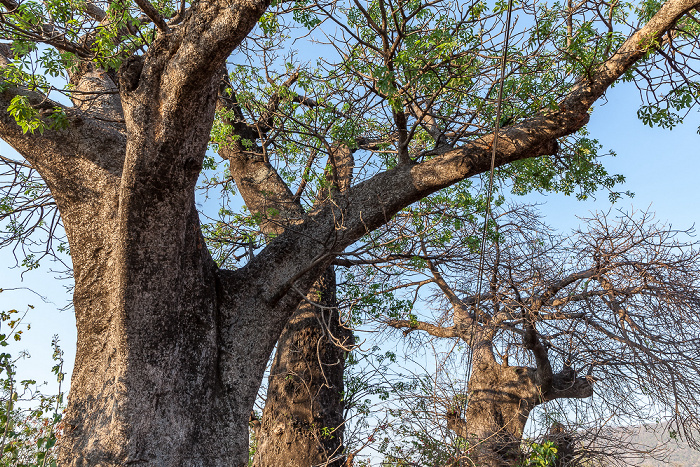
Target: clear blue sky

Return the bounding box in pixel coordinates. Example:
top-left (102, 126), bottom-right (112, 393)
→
top-left (533, 84), bottom-right (700, 232)
top-left (0, 67), bottom-right (698, 400)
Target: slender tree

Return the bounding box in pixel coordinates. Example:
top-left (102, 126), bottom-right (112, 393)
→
top-left (0, 0), bottom-right (697, 464)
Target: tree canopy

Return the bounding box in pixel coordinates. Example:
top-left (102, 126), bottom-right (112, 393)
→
top-left (0, 0), bottom-right (697, 464)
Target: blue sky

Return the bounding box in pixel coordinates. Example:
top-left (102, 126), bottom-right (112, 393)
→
top-left (533, 84), bottom-right (700, 233)
top-left (0, 58), bottom-right (698, 405)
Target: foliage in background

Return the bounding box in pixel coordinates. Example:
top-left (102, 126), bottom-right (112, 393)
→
top-left (0, 293), bottom-right (64, 467)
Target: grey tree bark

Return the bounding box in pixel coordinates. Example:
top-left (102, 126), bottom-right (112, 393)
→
top-left (0, 0), bottom-right (693, 464)
top-left (223, 123), bottom-right (354, 466)
top-left (446, 355), bottom-right (592, 466)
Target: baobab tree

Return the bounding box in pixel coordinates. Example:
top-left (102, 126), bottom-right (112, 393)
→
top-left (0, 0), bottom-right (697, 465)
top-left (347, 206), bottom-right (700, 465)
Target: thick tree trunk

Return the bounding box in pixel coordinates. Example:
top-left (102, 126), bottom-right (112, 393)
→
top-left (448, 360), bottom-right (538, 467)
top-left (222, 126), bottom-right (355, 465)
top-left (253, 267), bottom-right (351, 467)
top-left (446, 358), bottom-right (593, 466)
top-left (52, 42), bottom-right (273, 464)
top-left (61, 203), bottom-right (243, 465)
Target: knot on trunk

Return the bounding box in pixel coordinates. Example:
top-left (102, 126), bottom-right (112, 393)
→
top-left (119, 55), bottom-right (144, 92)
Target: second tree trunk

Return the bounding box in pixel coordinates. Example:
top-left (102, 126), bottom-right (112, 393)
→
top-left (253, 267), bottom-right (351, 467)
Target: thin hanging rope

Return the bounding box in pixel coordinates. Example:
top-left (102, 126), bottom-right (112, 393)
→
top-left (463, 0), bottom-right (514, 414)
top-left (475, 0), bottom-right (514, 321)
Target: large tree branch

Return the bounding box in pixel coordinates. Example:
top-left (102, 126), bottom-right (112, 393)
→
top-left (386, 319), bottom-right (462, 338)
top-left (543, 373), bottom-right (594, 401)
top-left (111, 0), bottom-right (271, 195)
top-left (0, 3), bottom-right (127, 182)
top-left (220, 70), bottom-right (358, 235)
top-left (0, 84), bottom-right (126, 187)
top-left (523, 320), bottom-right (554, 391)
top-left (226, 145), bottom-right (305, 235)
top-left (134, 0), bottom-right (169, 32)
top-left (228, 0), bottom-right (699, 309)
top-left (219, 96), bottom-right (306, 235)
top-left (142, 0), bottom-right (270, 118)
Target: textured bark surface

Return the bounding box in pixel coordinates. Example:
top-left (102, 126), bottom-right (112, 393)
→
top-left (63, 204), bottom-right (236, 465)
top-left (0, 0), bottom-right (693, 464)
top-left (222, 115), bottom-right (355, 465)
top-left (448, 361), bottom-right (542, 466)
top-left (443, 350), bottom-right (593, 467)
top-left (447, 358), bottom-right (593, 466)
top-left (253, 268), bottom-right (351, 467)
